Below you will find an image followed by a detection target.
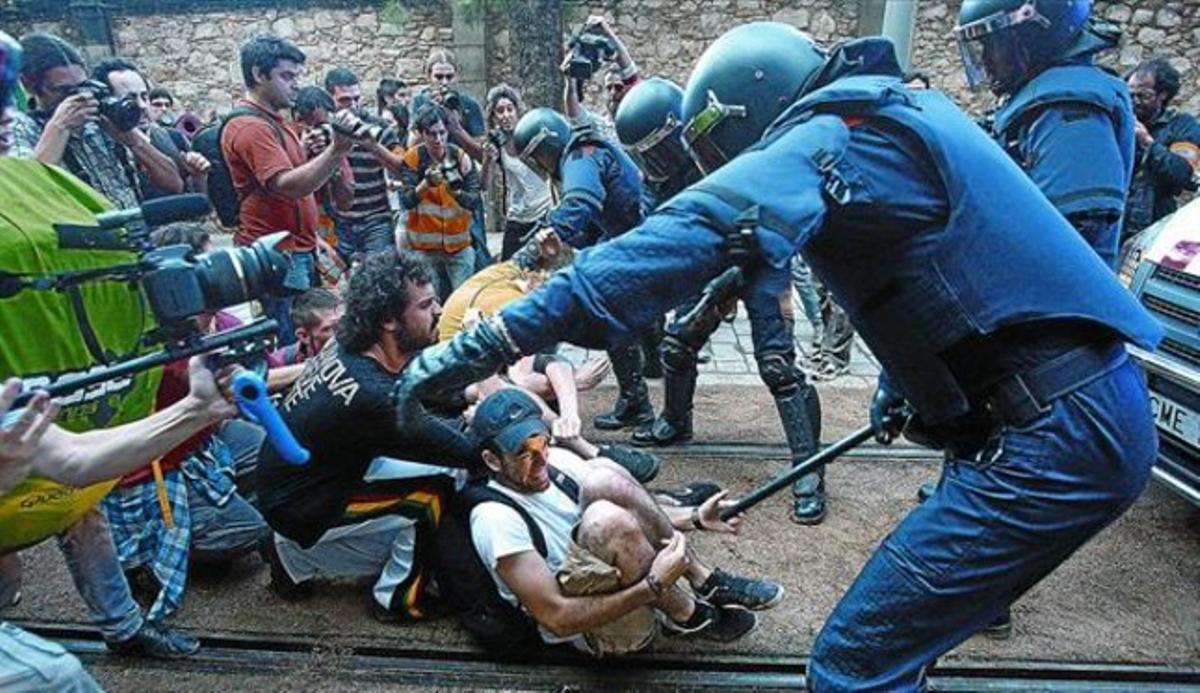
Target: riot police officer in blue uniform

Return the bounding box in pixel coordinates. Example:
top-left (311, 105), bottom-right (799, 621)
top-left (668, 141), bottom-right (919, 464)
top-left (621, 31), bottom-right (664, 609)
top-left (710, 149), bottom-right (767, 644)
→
top-left (398, 23), bottom-right (1161, 689)
top-left (511, 107), bottom-right (651, 431)
top-left (615, 76), bottom-right (826, 524)
top-left (956, 0), bottom-right (1133, 268)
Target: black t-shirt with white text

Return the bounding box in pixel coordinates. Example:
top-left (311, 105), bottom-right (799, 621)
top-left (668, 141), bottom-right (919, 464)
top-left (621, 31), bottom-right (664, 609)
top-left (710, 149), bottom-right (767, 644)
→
top-left (257, 341), bottom-right (473, 547)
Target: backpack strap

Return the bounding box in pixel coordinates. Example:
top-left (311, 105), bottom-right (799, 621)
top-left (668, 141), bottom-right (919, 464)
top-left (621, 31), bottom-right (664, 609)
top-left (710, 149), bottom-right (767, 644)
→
top-left (459, 483), bottom-right (549, 557)
top-left (458, 462), bottom-right (583, 559)
top-left (218, 105), bottom-right (301, 229)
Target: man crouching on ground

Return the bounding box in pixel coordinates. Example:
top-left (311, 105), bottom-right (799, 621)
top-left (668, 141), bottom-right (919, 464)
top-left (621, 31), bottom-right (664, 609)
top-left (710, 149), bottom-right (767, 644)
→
top-left (257, 249), bottom-right (474, 621)
top-left (467, 388), bottom-right (782, 655)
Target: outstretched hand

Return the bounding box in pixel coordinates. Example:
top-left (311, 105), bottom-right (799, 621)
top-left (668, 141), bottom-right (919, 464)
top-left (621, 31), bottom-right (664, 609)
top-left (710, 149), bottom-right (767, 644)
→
top-left (0, 378), bottom-right (58, 470)
top-left (696, 490), bottom-right (743, 534)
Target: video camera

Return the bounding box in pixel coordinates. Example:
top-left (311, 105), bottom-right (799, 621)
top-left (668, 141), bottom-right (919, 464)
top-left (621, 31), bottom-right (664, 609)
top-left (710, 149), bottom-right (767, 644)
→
top-left (71, 79), bottom-right (143, 133)
top-left (566, 26), bottom-right (616, 82)
top-left (5, 194), bottom-right (294, 406)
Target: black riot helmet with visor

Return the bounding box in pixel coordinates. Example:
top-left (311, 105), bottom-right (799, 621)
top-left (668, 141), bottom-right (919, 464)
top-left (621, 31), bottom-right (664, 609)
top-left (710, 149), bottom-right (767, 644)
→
top-left (955, 0), bottom-right (1092, 96)
top-left (614, 77), bottom-right (696, 185)
top-left (512, 107), bottom-right (572, 181)
top-left (680, 22), bottom-right (826, 176)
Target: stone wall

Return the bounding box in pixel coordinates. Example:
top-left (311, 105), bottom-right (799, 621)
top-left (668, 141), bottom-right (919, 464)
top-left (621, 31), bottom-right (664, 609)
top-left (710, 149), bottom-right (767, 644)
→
top-left (485, 0), bottom-right (859, 114)
top-left (7, 1), bottom-right (1200, 117)
top-left (7, 4), bottom-right (452, 114)
top-left (912, 1), bottom-right (1200, 116)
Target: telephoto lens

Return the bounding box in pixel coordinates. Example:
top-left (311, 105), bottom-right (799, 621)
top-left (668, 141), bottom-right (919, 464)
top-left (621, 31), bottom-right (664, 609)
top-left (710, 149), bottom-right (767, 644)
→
top-left (140, 232), bottom-right (292, 328)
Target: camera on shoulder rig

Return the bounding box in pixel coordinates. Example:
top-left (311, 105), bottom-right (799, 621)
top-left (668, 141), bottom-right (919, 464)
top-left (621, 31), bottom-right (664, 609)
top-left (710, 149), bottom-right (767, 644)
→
top-left (4, 194), bottom-right (297, 406)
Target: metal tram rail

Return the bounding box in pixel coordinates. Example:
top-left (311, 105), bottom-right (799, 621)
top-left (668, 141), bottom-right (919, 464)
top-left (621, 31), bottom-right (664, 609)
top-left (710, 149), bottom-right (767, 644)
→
top-left (19, 621), bottom-right (1200, 691)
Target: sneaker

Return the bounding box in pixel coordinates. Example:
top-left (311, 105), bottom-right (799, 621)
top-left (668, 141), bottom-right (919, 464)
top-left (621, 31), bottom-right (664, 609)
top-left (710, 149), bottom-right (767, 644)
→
top-left (105, 622), bottom-right (200, 659)
top-left (696, 568), bottom-right (784, 611)
top-left (0, 590), bottom-right (21, 611)
top-left (653, 481), bottom-right (722, 507)
top-left (258, 533), bottom-right (312, 601)
top-left (597, 444), bottom-right (661, 483)
top-left (664, 601), bottom-right (757, 643)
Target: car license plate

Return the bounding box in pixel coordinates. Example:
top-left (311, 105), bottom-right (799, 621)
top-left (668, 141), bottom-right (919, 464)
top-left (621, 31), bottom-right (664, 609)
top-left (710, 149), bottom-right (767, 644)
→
top-left (1149, 391), bottom-right (1200, 448)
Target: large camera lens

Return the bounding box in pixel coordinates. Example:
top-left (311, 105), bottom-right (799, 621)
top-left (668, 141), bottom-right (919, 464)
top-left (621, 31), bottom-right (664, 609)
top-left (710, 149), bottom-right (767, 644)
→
top-left (193, 235), bottom-right (291, 311)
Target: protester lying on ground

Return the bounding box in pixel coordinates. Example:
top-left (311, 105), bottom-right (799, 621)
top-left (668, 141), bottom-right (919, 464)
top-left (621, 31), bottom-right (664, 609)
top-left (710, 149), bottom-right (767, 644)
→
top-left (440, 234), bottom-right (661, 483)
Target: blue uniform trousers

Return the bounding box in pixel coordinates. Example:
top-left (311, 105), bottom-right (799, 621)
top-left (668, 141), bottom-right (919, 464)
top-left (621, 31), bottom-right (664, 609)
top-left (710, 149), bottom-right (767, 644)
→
top-left (808, 352), bottom-right (1156, 691)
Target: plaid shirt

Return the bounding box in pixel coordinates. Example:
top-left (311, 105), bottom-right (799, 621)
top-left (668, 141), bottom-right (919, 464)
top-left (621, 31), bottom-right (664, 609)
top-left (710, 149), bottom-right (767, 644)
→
top-left (10, 110), bottom-right (141, 209)
top-left (102, 467), bottom-right (190, 622)
top-left (101, 435), bottom-right (238, 622)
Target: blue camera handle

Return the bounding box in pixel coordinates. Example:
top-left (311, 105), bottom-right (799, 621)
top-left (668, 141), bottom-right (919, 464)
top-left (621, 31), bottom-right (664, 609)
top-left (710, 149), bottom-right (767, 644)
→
top-left (232, 371), bottom-right (309, 466)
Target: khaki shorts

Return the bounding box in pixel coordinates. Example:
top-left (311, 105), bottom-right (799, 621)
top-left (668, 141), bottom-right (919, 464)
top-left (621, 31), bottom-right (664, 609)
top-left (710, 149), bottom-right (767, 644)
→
top-left (556, 539), bottom-right (658, 657)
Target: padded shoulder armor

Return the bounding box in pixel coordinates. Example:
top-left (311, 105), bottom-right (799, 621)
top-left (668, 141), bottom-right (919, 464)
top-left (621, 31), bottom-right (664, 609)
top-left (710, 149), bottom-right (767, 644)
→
top-left (994, 64), bottom-right (1128, 135)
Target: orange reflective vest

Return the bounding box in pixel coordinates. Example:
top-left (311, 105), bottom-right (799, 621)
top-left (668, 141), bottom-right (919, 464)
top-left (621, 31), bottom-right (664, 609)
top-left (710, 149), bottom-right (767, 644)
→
top-left (403, 145), bottom-right (473, 253)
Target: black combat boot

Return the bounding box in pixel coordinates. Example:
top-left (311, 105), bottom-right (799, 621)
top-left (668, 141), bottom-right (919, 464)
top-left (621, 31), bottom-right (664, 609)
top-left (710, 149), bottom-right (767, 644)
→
top-left (633, 334), bottom-right (698, 447)
top-left (594, 343), bottom-right (655, 430)
top-left (774, 384), bottom-right (824, 525)
top-left (640, 319), bottom-right (665, 379)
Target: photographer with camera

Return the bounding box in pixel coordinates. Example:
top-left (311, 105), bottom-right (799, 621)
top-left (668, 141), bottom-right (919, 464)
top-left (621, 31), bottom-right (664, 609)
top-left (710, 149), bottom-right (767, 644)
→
top-left (324, 68), bottom-right (406, 259)
top-left (398, 103), bottom-right (481, 301)
top-left (222, 34), bottom-right (365, 344)
top-left (407, 49), bottom-right (485, 164)
top-left (92, 57), bottom-right (212, 199)
top-left (9, 33), bottom-right (184, 210)
top-left (562, 16), bottom-right (641, 142)
top-left (481, 84), bottom-right (553, 261)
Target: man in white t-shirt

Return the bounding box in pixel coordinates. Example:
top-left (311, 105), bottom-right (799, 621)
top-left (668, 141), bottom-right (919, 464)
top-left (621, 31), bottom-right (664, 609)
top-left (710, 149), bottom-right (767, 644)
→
top-left (467, 388), bottom-right (782, 655)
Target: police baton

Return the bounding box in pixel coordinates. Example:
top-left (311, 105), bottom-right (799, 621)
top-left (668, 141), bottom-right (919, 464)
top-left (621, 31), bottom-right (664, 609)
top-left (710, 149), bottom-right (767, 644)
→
top-left (718, 407), bottom-right (913, 521)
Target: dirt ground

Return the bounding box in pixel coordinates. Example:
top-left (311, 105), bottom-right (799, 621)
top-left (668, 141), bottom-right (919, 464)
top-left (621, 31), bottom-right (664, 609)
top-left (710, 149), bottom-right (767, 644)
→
top-left (6, 383), bottom-right (1200, 690)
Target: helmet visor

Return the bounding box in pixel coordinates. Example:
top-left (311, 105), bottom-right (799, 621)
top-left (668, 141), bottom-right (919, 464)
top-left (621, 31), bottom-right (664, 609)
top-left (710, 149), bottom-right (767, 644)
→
top-left (627, 113), bottom-right (693, 182)
top-left (517, 127), bottom-right (557, 178)
top-left (954, 0), bottom-right (1049, 91)
top-left (683, 90), bottom-right (746, 175)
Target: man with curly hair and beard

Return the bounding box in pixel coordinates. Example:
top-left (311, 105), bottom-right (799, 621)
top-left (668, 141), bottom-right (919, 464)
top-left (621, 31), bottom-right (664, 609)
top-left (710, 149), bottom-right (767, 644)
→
top-left (256, 249), bottom-right (475, 622)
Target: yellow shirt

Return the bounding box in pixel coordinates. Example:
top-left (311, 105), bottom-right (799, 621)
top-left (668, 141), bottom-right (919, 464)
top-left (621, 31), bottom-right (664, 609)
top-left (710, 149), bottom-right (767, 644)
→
top-left (438, 261), bottom-right (532, 342)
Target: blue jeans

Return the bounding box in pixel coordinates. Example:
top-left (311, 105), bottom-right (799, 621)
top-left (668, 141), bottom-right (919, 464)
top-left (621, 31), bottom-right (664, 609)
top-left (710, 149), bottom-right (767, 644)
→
top-left (0, 622), bottom-right (101, 692)
top-left (790, 255), bottom-right (824, 339)
top-left (421, 247), bottom-right (476, 302)
top-left (335, 214), bottom-right (396, 262)
top-left (807, 354), bottom-right (1156, 691)
top-left (263, 250), bottom-right (317, 347)
top-left (187, 421), bottom-right (268, 563)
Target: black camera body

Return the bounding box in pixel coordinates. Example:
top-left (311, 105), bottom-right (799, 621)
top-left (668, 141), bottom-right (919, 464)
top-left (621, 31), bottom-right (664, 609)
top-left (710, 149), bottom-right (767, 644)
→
top-left (566, 30), bottom-right (616, 81)
top-left (139, 235), bottom-right (290, 338)
top-left (488, 128), bottom-right (509, 149)
top-left (439, 159), bottom-right (465, 190)
top-left (439, 84), bottom-right (462, 112)
top-left (76, 79), bottom-right (142, 132)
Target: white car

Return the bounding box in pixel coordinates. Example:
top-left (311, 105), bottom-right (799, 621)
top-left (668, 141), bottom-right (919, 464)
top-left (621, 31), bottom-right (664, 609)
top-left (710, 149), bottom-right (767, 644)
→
top-left (1122, 197), bottom-right (1200, 506)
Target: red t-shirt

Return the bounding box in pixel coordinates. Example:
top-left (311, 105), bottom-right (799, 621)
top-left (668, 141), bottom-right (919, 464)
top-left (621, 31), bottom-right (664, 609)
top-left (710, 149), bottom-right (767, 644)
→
top-left (221, 99), bottom-right (319, 252)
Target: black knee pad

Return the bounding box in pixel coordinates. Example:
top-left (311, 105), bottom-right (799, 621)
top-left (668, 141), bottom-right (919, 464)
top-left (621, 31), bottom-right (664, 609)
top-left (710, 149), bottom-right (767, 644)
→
top-left (661, 335), bottom-right (698, 373)
top-left (758, 351), bottom-right (801, 396)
